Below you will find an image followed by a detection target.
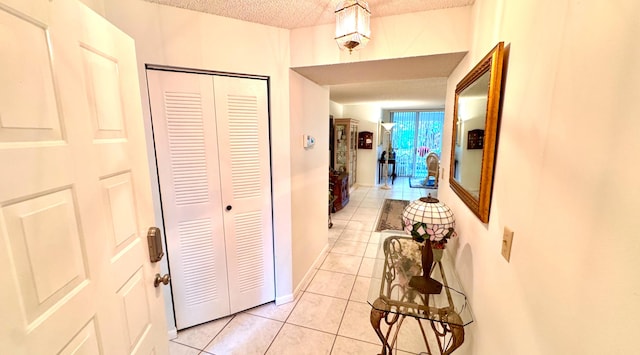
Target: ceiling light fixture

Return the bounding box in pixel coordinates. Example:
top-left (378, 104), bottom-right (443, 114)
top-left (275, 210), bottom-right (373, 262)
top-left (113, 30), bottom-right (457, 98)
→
top-left (334, 0), bottom-right (371, 53)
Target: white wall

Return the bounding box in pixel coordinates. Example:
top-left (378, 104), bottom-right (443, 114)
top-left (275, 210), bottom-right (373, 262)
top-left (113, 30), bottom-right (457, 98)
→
top-left (341, 105), bottom-right (383, 187)
top-left (330, 101), bottom-right (344, 118)
top-left (102, 0), bottom-right (293, 333)
top-left (290, 7), bottom-right (472, 67)
top-left (457, 97), bottom-right (487, 194)
top-left (79, 0), bottom-right (104, 15)
top-left (438, 0), bottom-right (640, 353)
top-left (289, 71), bottom-right (330, 292)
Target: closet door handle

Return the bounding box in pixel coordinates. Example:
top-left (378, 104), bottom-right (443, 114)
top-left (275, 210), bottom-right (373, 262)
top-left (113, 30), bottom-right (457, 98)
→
top-left (226, 205), bottom-right (232, 211)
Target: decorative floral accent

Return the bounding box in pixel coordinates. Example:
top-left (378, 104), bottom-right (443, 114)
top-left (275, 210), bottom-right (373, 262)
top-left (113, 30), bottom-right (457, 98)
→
top-left (416, 146), bottom-right (430, 157)
top-left (431, 240), bottom-right (447, 249)
top-left (390, 238), bottom-right (423, 287)
top-left (402, 217), bottom-right (457, 248)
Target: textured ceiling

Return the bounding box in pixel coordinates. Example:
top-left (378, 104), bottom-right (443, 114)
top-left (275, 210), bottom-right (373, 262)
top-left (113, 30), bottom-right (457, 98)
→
top-left (144, 0), bottom-right (475, 29)
top-left (144, 0), bottom-right (475, 109)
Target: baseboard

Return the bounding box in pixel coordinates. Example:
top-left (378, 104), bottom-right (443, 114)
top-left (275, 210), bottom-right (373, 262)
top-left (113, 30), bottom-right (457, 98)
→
top-left (167, 327), bottom-right (177, 340)
top-left (275, 293), bottom-right (294, 305)
top-left (293, 243), bottom-right (330, 299)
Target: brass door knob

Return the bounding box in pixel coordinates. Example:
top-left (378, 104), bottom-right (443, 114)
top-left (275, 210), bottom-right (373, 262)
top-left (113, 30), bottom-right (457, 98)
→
top-left (154, 273), bottom-right (171, 287)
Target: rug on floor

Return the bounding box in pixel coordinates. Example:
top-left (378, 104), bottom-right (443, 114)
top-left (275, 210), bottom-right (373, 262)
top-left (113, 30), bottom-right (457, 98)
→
top-left (375, 199), bottom-right (409, 232)
top-left (409, 176), bottom-right (438, 189)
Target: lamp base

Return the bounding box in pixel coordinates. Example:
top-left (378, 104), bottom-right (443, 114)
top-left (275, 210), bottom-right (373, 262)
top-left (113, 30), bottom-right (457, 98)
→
top-left (408, 243), bottom-right (442, 294)
top-left (408, 276), bottom-right (442, 294)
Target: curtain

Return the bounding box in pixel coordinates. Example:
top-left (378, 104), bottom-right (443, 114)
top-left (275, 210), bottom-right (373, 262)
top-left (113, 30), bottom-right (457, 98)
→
top-left (390, 111), bottom-right (444, 177)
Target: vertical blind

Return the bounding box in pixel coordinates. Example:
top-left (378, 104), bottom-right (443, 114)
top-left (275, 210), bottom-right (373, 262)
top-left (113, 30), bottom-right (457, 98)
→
top-left (390, 111), bottom-right (444, 177)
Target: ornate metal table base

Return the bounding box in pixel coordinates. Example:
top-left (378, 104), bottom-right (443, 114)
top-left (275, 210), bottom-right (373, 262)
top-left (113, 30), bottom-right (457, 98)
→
top-left (370, 298), bottom-right (464, 355)
top-left (368, 235), bottom-right (472, 355)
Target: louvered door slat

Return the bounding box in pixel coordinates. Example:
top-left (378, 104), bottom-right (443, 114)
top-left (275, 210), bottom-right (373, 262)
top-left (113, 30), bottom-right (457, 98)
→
top-left (147, 70), bottom-right (230, 329)
top-left (214, 76), bottom-right (275, 313)
top-left (148, 70), bottom-right (273, 328)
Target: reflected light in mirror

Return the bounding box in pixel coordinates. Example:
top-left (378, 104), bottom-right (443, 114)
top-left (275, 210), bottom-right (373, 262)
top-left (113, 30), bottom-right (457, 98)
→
top-left (449, 42), bottom-right (505, 223)
top-left (457, 97), bottom-right (487, 122)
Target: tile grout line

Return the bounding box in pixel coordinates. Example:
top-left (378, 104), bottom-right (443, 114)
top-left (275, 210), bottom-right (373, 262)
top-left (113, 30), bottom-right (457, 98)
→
top-left (328, 209), bottom-right (372, 354)
top-left (304, 289), bottom-right (368, 304)
top-left (281, 289), bottom-right (345, 355)
top-left (176, 181), bottom-right (422, 354)
top-left (261, 319), bottom-right (285, 355)
top-left (169, 340), bottom-right (212, 354)
top-left (186, 313), bottom-right (236, 354)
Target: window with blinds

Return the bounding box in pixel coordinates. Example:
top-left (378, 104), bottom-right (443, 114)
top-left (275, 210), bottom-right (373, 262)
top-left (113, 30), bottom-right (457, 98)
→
top-left (390, 111), bottom-right (445, 177)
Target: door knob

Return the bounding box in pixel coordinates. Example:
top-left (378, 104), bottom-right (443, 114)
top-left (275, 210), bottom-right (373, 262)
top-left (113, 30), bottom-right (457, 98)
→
top-left (154, 273), bottom-right (171, 287)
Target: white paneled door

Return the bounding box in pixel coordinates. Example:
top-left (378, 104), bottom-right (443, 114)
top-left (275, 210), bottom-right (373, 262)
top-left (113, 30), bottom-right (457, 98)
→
top-left (147, 70), bottom-right (275, 330)
top-left (0, 0), bottom-right (168, 354)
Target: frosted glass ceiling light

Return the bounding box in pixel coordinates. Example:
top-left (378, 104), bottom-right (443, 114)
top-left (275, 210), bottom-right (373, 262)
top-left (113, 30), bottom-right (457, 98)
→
top-left (335, 0), bottom-right (371, 53)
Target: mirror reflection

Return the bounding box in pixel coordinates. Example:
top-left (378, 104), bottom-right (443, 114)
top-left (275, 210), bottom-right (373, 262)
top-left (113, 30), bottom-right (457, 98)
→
top-left (449, 42), bottom-right (505, 223)
top-left (452, 71), bottom-right (490, 198)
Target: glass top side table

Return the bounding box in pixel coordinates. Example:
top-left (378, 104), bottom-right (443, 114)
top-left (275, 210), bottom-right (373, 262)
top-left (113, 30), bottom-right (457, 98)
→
top-left (368, 232), bottom-right (473, 354)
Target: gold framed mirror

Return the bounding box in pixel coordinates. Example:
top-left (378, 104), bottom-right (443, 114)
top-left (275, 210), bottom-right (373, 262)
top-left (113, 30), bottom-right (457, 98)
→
top-left (449, 42), bottom-right (505, 223)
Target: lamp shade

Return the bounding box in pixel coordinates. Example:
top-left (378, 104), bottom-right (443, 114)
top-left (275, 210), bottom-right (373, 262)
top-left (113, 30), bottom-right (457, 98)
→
top-left (402, 196), bottom-right (456, 243)
top-left (381, 122), bottom-right (395, 131)
top-left (335, 0), bottom-right (371, 52)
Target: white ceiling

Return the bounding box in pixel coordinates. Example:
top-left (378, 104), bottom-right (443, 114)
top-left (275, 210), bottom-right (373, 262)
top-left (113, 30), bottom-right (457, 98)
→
top-left (144, 0), bottom-right (474, 109)
top-left (144, 0), bottom-right (475, 29)
top-left (291, 52), bottom-right (467, 109)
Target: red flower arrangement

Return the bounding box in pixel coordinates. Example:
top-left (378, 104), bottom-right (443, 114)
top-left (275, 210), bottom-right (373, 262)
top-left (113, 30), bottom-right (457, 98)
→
top-left (416, 146), bottom-right (430, 157)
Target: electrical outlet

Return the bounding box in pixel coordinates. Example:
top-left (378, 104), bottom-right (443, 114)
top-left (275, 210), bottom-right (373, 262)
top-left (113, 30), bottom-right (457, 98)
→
top-left (502, 227), bottom-right (514, 261)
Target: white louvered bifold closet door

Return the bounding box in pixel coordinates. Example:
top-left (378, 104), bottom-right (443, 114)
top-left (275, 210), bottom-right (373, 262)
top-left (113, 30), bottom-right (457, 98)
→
top-left (213, 76), bottom-right (275, 314)
top-left (146, 70), bottom-right (274, 330)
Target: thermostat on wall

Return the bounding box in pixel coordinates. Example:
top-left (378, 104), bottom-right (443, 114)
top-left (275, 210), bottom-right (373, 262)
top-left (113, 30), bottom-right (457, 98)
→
top-left (303, 134), bottom-right (316, 148)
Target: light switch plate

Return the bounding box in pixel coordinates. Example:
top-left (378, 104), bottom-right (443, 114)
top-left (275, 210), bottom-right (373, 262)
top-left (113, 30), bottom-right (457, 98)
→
top-left (502, 227), bottom-right (514, 261)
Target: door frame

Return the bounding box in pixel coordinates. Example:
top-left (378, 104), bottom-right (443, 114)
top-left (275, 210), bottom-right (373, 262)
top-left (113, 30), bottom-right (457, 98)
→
top-left (143, 64), bottom-right (276, 331)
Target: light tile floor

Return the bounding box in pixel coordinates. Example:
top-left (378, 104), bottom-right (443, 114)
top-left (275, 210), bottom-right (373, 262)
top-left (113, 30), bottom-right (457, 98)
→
top-left (169, 177), bottom-right (435, 355)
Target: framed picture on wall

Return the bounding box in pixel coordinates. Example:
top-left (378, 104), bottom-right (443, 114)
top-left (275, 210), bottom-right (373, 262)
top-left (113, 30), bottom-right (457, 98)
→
top-left (358, 131), bottom-right (373, 149)
top-left (467, 129), bottom-right (484, 149)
